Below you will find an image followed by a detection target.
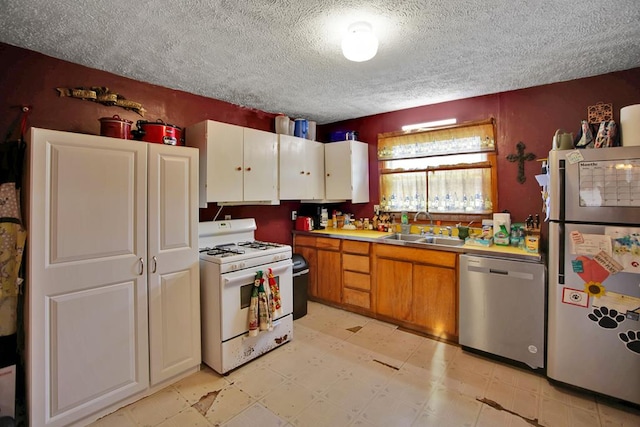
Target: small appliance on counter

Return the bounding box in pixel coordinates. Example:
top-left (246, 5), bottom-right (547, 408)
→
top-left (295, 216), bottom-right (314, 231)
top-left (298, 204), bottom-right (337, 230)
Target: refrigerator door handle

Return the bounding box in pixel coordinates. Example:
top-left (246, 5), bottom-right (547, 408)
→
top-left (558, 222), bottom-right (565, 284)
top-left (559, 159), bottom-right (565, 222)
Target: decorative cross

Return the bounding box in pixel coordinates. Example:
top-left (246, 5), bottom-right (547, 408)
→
top-left (506, 141), bottom-right (536, 184)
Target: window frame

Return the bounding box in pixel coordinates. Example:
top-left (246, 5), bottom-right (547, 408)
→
top-left (377, 118), bottom-right (498, 224)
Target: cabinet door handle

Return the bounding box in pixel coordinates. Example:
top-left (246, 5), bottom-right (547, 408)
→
top-left (138, 257), bottom-right (144, 275)
top-left (300, 171), bottom-right (305, 174)
top-left (306, 172), bottom-right (310, 175)
top-left (326, 173), bottom-right (330, 177)
top-left (246, 167), bottom-right (252, 171)
top-left (236, 166), bottom-right (242, 171)
top-left (152, 256), bottom-right (158, 273)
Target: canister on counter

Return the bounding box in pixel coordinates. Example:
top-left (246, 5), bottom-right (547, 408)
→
top-left (525, 234), bottom-right (540, 253)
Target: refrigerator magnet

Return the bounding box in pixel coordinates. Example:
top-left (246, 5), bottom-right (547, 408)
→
top-left (593, 251), bottom-right (624, 275)
top-left (565, 150), bottom-right (584, 164)
top-left (562, 287), bottom-right (589, 307)
top-left (571, 259), bottom-right (584, 273)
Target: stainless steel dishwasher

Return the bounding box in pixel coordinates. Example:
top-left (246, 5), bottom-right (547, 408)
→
top-left (459, 254), bottom-right (546, 369)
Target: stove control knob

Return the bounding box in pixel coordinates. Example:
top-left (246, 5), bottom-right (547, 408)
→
top-left (239, 262), bottom-right (246, 269)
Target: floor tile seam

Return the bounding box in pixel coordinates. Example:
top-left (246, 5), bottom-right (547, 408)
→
top-left (202, 399), bottom-right (258, 426)
top-left (165, 406), bottom-right (214, 426)
top-left (225, 380), bottom-right (276, 402)
top-left (126, 388), bottom-right (192, 424)
top-left (539, 393), bottom-right (599, 413)
top-left (479, 388), bottom-right (541, 420)
top-left (226, 401), bottom-right (287, 426)
top-left (417, 386), bottom-right (483, 419)
top-left (318, 396), bottom-right (375, 421)
top-left (375, 384), bottom-right (437, 412)
top-left (537, 395), bottom-right (601, 424)
top-left (258, 391), bottom-right (321, 422)
top-left (489, 376), bottom-right (544, 393)
top-left (595, 400), bottom-right (640, 420)
top-left (170, 381), bottom-right (228, 406)
top-left (443, 363), bottom-right (496, 380)
top-left (435, 375), bottom-right (492, 400)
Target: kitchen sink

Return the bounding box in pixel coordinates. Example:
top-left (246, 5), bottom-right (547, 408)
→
top-left (423, 236), bottom-right (466, 247)
top-left (381, 233), bottom-right (428, 242)
top-left (380, 233), bottom-right (465, 247)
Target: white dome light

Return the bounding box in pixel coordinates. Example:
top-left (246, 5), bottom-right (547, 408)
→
top-left (341, 21), bottom-right (378, 62)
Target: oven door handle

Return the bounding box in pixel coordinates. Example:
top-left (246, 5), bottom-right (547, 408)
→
top-left (223, 262), bottom-right (292, 285)
top-left (224, 272), bottom-right (260, 285)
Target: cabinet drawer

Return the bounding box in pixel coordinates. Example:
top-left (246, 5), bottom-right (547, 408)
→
top-left (294, 235), bottom-right (316, 247)
top-left (343, 288), bottom-right (371, 309)
top-left (342, 240), bottom-right (370, 255)
top-left (343, 271), bottom-right (370, 291)
top-left (342, 254), bottom-right (370, 273)
top-left (316, 237), bottom-right (341, 250)
top-left (374, 243), bottom-right (457, 268)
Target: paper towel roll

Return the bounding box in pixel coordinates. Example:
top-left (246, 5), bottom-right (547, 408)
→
top-left (621, 104), bottom-right (640, 147)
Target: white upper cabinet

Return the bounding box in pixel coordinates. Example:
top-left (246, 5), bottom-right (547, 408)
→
top-left (324, 140), bottom-right (370, 203)
top-left (279, 134), bottom-right (324, 200)
top-left (186, 120), bottom-right (279, 206)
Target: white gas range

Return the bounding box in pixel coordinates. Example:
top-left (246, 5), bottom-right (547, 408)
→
top-left (198, 219), bottom-right (293, 374)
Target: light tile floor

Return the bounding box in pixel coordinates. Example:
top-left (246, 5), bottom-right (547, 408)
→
top-left (90, 301), bottom-right (640, 427)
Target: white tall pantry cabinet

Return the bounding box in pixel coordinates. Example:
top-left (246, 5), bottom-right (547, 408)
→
top-left (24, 128), bottom-right (201, 427)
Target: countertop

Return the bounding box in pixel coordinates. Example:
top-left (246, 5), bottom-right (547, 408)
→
top-left (293, 228), bottom-right (543, 263)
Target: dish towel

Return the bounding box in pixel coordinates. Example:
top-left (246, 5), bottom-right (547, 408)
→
top-left (267, 268), bottom-right (282, 318)
top-left (248, 270), bottom-right (279, 336)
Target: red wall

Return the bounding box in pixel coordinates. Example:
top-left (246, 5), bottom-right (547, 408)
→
top-left (2, 42), bottom-right (640, 246)
top-left (320, 71), bottom-right (640, 229)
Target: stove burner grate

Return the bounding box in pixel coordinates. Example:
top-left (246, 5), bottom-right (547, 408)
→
top-left (237, 240), bottom-right (286, 250)
top-left (199, 246), bottom-right (246, 257)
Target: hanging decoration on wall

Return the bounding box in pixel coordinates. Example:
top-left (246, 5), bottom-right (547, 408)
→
top-left (56, 86), bottom-right (147, 116)
top-left (506, 141), bottom-right (536, 184)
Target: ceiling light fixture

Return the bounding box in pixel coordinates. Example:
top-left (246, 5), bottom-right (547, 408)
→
top-left (342, 21), bottom-right (378, 62)
top-left (401, 118), bottom-right (457, 131)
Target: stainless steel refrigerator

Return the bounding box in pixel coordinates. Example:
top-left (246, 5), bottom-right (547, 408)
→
top-left (547, 146), bottom-right (640, 405)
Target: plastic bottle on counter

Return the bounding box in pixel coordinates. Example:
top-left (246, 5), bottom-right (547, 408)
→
top-left (401, 211), bottom-right (408, 225)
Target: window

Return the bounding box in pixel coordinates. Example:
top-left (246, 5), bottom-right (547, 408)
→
top-left (378, 119), bottom-right (497, 220)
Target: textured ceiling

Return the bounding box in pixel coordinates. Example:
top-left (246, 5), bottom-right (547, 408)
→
top-left (1, 0), bottom-right (639, 124)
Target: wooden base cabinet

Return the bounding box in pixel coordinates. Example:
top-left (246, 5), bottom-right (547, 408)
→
top-left (412, 264), bottom-right (457, 337)
top-left (25, 129), bottom-right (200, 427)
top-left (293, 235), bottom-right (341, 304)
top-left (317, 249), bottom-right (341, 303)
top-left (294, 234), bottom-right (459, 340)
top-left (374, 244), bottom-right (458, 339)
top-left (375, 258), bottom-right (413, 322)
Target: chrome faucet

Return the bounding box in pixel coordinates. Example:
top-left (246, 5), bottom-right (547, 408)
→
top-left (414, 210), bottom-right (434, 234)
